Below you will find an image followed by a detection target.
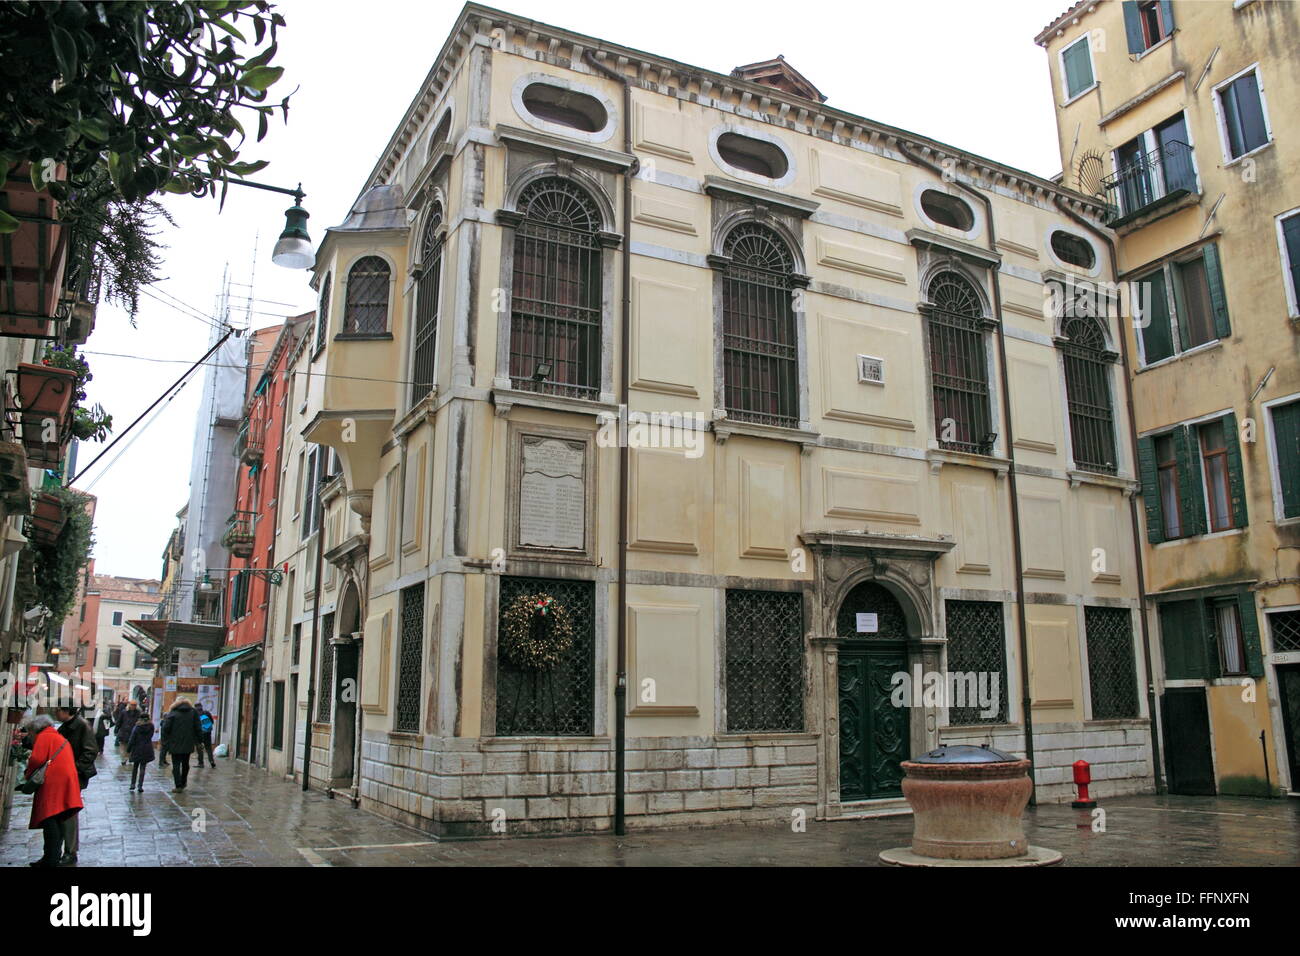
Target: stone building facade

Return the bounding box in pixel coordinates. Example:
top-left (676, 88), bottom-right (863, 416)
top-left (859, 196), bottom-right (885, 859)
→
top-left (269, 2), bottom-right (1159, 834)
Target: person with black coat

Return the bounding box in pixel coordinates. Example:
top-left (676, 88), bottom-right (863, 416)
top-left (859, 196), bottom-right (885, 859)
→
top-left (160, 698), bottom-right (202, 791)
top-left (125, 712), bottom-right (155, 792)
top-left (114, 700), bottom-right (140, 766)
top-left (93, 708), bottom-right (112, 754)
top-left (54, 706), bottom-right (98, 867)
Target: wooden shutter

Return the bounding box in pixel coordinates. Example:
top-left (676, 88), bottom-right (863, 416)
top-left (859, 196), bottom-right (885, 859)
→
top-left (1202, 243), bottom-right (1231, 339)
top-left (1137, 435), bottom-right (1165, 544)
top-left (1159, 0), bottom-right (1175, 33)
top-left (1237, 589), bottom-right (1264, 678)
top-left (1272, 400), bottom-right (1300, 518)
top-left (1174, 424), bottom-right (1207, 536)
top-left (1122, 1), bottom-right (1144, 53)
top-left (1063, 40), bottom-right (1092, 97)
top-left (1282, 215), bottom-right (1300, 311)
top-left (1220, 411), bottom-right (1249, 529)
top-left (1139, 270), bottom-right (1174, 363)
top-left (1159, 601), bottom-right (1208, 680)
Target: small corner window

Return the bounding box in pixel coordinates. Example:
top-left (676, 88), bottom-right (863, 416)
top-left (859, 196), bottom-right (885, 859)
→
top-left (1050, 230), bottom-right (1096, 269)
top-left (1060, 35), bottom-right (1095, 101)
top-left (111, 611), bottom-right (123, 626)
top-left (1124, 0), bottom-right (1174, 54)
top-left (108, 648), bottom-right (121, 669)
top-left (342, 256), bottom-right (391, 335)
top-left (715, 132), bottom-right (789, 180)
top-left (920, 190), bottom-right (974, 231)
top-left (314, 273), bottom-right (332, 354)
top-left (521, 82), bottom-right (607, 133)
top-left (1216, 67), bottom-right (1270, 161)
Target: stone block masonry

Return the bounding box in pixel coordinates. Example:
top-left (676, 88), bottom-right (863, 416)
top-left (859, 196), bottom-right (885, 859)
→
top-left (357, 731), bottom-right (819, 837)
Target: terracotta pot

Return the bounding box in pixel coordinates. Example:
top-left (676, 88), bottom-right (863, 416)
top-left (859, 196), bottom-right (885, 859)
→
top-left (17, 363), bottom-right (77, 417)
top-left (1, 164), bottom-right (68, 321)
top-left (901, 758), bottom-right (1034, 860)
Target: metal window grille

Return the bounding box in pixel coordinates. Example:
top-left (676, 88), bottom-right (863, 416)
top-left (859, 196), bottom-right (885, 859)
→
top-left (721, 223), bottom-right (799, 428)
top-left (343, 255), bottom-right (391, 334)
top-left (725, 589), bottom-right (804, 732)
top-left (1085, 605), bottom-right (1139, 720)
top-left (1269, 610), bottom-right (1300, 653)
top-left (944, 600), bottom-right (1008, 724)
top-left (1061, 316), bottom-right (1118, 474)
top-left (292, 623), bottom-right (301, 666)
top-left (509, 179), bottom-right (601, 400)
top-left (395, 583), bottom-right (425, 733)
top-left (836, 581), bottom-right (908, 639)
top-left (496, 576), bottom-right (594, 736)
top-left (314, 273), bottom-right (331, 353)
top-left (316, 612), bottom-right (335, 723)
top-left (411, 208), bottom-right (442, 404)
top-left (927, 272), bottom-right (994, 455)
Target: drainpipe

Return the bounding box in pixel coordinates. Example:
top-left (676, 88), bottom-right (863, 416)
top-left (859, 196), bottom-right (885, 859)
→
top-left (583, 49), bottom-right (635, 836)
top-left (897, 142), bottom-right (1037, 804)
top-left (301, 479), bottom-right (326, 793)
top-left (1051, 196), bottom-right (1166, 795)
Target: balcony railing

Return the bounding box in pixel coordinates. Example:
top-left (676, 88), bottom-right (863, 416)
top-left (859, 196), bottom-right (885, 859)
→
top-left (152, 579), bottom-right (225, 627)
top-left (234, 417), bottom-right (264, 465)
top-left (222, 510), bottom-right (256, 558)
top-left (1101, 140), bottom-right (1196, 226)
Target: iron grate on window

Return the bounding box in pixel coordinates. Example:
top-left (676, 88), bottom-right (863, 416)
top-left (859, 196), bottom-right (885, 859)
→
top-left (1270, 610), bottom-right (1300, 653)
top-left (1085, 605), bottom-right (1139, 720)
top-left (291, 623), bottom-right (301, 667)
top-left (411, 207), bottom-right (443, 405)
top-left (721, 222), bottom-right (799, 428)
top-left (1061, 316), bottom-right (1118, 474)
top-left (927, 271), bottom-right (994, 456)
top-left (725, 589), bottom-right (804, 733)
top-left (315, 274), bottom-right (331, 353)
top-left (316, 612), bottom-right (335, 724)
top-left (343, 255), bottom-right (391, 334)
top-left (496, 576), bottom-right (594, 736)
top-left (395, 583), bottom-right (425, 734)
top-left (944, 600), bottom-right (1008, 725)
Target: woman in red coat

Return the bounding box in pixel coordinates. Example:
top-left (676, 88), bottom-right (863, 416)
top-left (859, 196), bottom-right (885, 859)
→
top-left (20, 714), bottom-right (83, 867)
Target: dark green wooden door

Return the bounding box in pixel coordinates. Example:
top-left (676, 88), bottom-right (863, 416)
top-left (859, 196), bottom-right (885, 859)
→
top-left (1162, 688), bottom-right (1216, 795)
top-left (838, 646), bottom-right (908, 801)
top-left (1277, 665), bottom-right (1300, 792)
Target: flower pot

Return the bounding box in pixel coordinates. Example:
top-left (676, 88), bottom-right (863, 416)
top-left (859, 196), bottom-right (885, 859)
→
top-left (1, 164), bottom-right (68, 323)
top-left (17, 363), bottom-right (76, 465)
top-left (29, 492), bottom-right (66, 544)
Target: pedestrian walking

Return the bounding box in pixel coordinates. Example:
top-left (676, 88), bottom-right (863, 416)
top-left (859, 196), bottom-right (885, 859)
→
top-left (93, 707), bottom-right (112, 755)
top-left (126, 711), bottom-right (155, 792)
top-left (114, 700), bottom-right (139, 766)
top-left (18, 714), bottom-right (83, 868)
top-left (194, 703), bottom-right (217, 768)
top-left (54, 705), bottom-right (98, 866)
top-left (159, 697), bottom-right (202, 791)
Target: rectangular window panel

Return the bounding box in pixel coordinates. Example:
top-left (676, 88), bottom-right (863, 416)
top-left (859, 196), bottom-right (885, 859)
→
top-left (944, 600), bottom-right (1008, 725)
top-left (395, 583), bottom-right (425, 734)
top-left (112, 611), bottom-right (123, 626)
top-left (272, 682), bottom-right (285, 750)
top-left (1155, 433), bottom-right (1183, 538)
top-left (1138, 1), bottom-right (1165, 47)
top-left (1199, 419), bottom-right (1233, 532)
top-left (1159, 600), bottom-right (1208, 680)
top-left (1085, 606), bottom-right (1139, 720)
top-left (292, 623), bottom-right (301, 667)
top-left (1271, 399), bottom-right (1300, 518)
top-left (316, 612), bottom-right (335, 723)
top-left (1154, 113), bottom-right (1195, 194)
top-left (1213, 601), bottom-right (1246, 675)
top-left (108, 648), bottom-right (121, 669)
top-left (725, 589), bottom-right (804, 732)
top-left (1282, 214), bottom-right (1300, 313)
top-left (495, 577), bottom-right (594, 736)
top-left (1269, 610), bottom-right (1300, 653)
top-left (1062, 38), bottom-right (1094, 99)
top-left (1220, 71), bottom-right (1268, 158)
top-left (1137, 269), bottom-right (1173, 363)
top-left (1175, 257), bottom-right (1216, 349)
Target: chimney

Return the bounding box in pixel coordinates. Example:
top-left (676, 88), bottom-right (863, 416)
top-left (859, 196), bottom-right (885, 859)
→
top-left (730, 55), bottom-right (827, 103)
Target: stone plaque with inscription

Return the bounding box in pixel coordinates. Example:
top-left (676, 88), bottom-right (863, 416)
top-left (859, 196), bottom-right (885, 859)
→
top-left (519, 437), bottom-right (586, 550)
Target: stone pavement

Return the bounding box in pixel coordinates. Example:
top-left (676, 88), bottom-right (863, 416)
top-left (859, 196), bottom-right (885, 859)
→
top-left (3, 750), bottom-right (1297, 866)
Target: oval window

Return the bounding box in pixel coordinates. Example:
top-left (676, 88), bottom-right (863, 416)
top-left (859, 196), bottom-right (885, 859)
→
top-left (716, 132), bottom-right (789, 180)
top-left (521, 83), bottom-right (607, 133)
top-left (1050, 230), bottom-right (1096, 269)
top-left (920, 190), bottom-right (975, 231)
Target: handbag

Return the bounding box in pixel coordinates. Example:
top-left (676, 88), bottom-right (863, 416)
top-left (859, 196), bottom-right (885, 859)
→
top-left (16, 740), bottom-right (67, 795)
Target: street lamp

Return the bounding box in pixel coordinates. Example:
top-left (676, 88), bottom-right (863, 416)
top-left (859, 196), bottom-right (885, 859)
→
top-left (224, 179), bottom-right (314, 269)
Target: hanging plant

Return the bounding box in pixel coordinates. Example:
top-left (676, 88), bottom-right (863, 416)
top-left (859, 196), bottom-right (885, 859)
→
top-left (71, 403), bottom-right (112, 443)
top-left (24, 485), bottom-right (94, 625)
top-left (500, 592), bottom-right (576, 671)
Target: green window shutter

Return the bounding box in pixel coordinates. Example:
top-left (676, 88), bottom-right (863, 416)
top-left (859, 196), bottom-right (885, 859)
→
top-left (1160, 600), bottom-right (1207, 680)
top-left (1139, 270), bottom-right (1174, 363)
top-left (1063, 40), bottom-right (1093, 98)
top-left (1122, 1), bottom-right (1144, 53)
top-left (1202, 243), bottom-right (1231, 339)
top-left (1220, 411), bottom-right (1249, 528)
top-left (1159, 0), bottom-right (1175, 33)
top-left (1237, 589), bottom-right (1264, 678)
top-left (1273, 400), bottom-right (1300, 518)
top-left (1282, 215), bottom-right (1300, 311)
top-left (1174, 424), bottom-right (1207, 536)
top-left (1137, 435), bottom-right (1165, 543)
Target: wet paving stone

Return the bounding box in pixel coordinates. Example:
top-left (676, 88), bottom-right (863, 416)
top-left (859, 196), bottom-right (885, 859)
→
top-left (4, 751), bottom-right (1297, 866)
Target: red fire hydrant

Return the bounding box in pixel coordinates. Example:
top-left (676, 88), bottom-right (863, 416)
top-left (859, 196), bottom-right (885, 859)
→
top-left (1071, 759), bottom-right (1096, 809)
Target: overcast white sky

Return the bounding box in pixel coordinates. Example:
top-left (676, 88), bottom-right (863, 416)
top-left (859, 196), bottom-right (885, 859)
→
top-left (77, 0), bottom-right (1068, 580)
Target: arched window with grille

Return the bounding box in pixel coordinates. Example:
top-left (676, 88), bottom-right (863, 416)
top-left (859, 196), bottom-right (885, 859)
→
top-left (1060, 315), bottom-right (1118, 473)
top-left (314, 273), bottom-right (331, 354)
top-left (509, 177), bottom-right (602, 398)
top-left (410, 206), bottom-right (443, 405)
top-left (342, 256), bottom-right (391, 335)
top-left (926, 270), bottom-right (993, 455)
top-left (720, 223), bottom-right (799, 427)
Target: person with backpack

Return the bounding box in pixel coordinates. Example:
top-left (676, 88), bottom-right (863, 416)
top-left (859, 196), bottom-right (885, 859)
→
top-left (113, 700), bottom-right (139, 766)
top-left (194, 704), bottom-right (217, 768)
top-left (159, 697), bottom-right (202, 791)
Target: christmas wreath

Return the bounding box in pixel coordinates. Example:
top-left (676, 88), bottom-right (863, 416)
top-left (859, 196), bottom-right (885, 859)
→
top-left (501, 593), bottom-right (575, 670)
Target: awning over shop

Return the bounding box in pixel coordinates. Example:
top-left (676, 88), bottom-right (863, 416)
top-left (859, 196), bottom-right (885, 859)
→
top-left (199, 645), bottom-right (259, 676)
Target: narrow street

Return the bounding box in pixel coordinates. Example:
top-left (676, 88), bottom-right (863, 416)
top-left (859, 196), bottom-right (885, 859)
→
top-left (4, 751), bottom-right (1297, 867)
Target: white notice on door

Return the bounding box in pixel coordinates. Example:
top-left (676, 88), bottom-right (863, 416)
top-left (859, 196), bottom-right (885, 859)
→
top-left (856, 612), bottom-right (878, 633)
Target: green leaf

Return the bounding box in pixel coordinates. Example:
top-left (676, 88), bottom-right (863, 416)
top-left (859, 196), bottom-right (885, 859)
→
top-left (240, 65), bottom-right (283, 92)
top-left (256, 110), bottom-right (268, 142)
top-left (76, 117), bottom-right (110, 143)
top-left (210, 16), bottom-right (246, 42)
top-left (52, 25), bottom-right (79, 78)
top-left (0, 209), bottom-right (19, 235)
top-left (226, 159), bottom-right (268, 176)
top-left (244, 39), bottom-right (277, 70)
top-left (174, 135), bottom-right (207, 158)
top-left (30, 160), bottom-right (52, 191)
